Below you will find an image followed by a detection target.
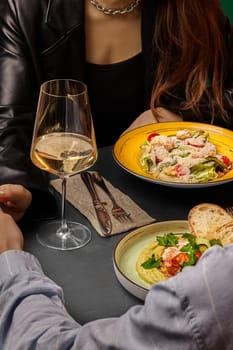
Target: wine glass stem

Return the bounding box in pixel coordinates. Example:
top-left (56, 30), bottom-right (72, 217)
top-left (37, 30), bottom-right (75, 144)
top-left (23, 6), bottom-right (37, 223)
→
top-left (57, 176), bottom-right (70, 236)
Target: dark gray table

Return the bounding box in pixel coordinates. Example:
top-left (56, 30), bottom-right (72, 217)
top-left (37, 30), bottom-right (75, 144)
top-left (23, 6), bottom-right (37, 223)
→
top-left (22, 145), bottom-right (233, 325)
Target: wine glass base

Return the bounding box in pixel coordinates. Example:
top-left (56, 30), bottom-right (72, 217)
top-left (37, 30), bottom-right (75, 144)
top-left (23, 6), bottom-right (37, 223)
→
top-left (36, 220), bottom-right (91, 250)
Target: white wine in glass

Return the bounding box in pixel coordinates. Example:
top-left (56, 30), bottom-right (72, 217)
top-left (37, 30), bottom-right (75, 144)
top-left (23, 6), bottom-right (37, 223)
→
top-left (30, 79), bottom-right (98, 250)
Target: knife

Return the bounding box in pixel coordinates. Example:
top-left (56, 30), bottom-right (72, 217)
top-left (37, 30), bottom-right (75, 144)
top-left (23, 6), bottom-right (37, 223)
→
top-left (81, 172), bottom-right (112, 236)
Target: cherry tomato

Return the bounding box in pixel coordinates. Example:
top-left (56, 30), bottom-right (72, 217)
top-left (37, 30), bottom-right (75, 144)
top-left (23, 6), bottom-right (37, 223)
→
top-left (147, 133), bottom-right (159, 142)
top-left (221, 155), bottom-right (231, 167)
top-left (167, 264), bottom-right (181, 277)
top-left (195, 251), bottom-right (202, 259)
top-left (171, 252), bottom-right (189, 265)
top-left (174, 164), bottom-right (189, 177)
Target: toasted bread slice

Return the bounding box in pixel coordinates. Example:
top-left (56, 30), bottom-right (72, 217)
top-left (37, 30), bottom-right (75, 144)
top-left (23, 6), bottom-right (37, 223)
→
top-left (216, 221), bottom-right (233, 246)
top-left (188, 203), bottom-right (233, 240)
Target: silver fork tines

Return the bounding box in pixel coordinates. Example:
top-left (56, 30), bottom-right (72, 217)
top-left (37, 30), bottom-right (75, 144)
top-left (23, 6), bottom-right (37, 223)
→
top-left (92, 171), bottom-right (132, 222)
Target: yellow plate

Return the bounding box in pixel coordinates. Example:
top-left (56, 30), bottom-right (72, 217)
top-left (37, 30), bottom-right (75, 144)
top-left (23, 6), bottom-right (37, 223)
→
top-left (113, 122), bottom-right (233, 188)
top-left (113, 220), bottom-right (189, 300)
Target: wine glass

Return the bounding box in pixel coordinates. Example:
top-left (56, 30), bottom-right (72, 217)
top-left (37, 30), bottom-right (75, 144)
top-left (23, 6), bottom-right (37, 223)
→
top-left (30, 79), bottom-right (98, 250)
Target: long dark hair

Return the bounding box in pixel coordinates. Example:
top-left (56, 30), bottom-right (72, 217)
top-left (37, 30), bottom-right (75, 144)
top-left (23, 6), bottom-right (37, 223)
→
top-left (150, 0), bottom-right (230, 123)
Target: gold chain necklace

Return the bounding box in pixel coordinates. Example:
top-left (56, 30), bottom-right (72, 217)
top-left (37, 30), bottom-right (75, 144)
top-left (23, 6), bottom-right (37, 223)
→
top-left (89, 0), bottom-right (141, 15)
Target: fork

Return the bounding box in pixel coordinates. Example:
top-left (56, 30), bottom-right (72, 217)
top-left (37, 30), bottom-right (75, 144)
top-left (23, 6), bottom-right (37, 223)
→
top-left (92, 171), bottom-right (132, 222)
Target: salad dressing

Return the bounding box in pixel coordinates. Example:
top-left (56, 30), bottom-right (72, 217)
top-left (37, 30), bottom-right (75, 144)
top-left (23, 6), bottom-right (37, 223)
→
top-left (139, 129), bottom-right (233, 183)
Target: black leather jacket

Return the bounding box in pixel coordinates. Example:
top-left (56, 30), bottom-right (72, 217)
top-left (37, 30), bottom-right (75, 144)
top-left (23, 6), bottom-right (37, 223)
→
top-left (0, 0), bottom-right (157, 217)
top-left (0, 0), bottom-right (232, 218)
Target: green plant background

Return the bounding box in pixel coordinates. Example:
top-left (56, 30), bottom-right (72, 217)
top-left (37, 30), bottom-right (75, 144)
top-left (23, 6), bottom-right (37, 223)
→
top-left (221, 0), bottom-right (233, 23)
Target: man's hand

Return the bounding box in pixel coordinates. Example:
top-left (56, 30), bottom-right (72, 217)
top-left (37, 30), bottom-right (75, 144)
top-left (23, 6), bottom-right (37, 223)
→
top-left (0, 184), bottom-right (32, 222)
top-left (0, 208), bottom-right (24, 253)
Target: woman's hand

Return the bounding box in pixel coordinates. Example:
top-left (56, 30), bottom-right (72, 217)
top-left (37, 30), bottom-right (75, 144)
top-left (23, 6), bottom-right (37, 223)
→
top-left (0, 184), bottom-right (32, 222)
top-left (122, 108), bottom-right (183, 135)
top-left (0, 207), bottom-right (24, 253)
top-left (123, 109), bottom-right (156, 134)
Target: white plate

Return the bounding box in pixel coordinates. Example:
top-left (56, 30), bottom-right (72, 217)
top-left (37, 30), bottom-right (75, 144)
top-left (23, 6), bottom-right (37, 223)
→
top-left (113, 220), bottom-right (189, 300)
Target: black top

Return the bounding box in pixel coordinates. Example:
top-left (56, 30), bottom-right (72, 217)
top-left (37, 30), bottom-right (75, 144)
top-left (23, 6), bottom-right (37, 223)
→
top-left (86, 53), bottom-right (146, 147)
